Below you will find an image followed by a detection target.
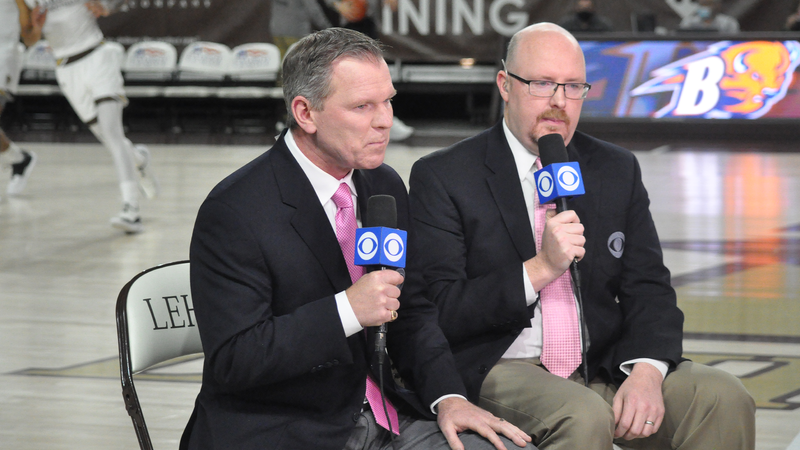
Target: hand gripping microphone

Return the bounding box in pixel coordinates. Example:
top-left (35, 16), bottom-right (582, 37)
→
top-left (535, 133), bottom-right (591, 386)
top-left (354, 195), bottom-right (408, 362)
top-left (354, 195), bottom-right (406, 437)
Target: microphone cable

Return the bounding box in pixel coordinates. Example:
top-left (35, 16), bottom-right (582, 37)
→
top-left (375, 266), bottom-right (404, 440)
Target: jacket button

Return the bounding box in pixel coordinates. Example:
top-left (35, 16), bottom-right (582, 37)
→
top-left (478, 365), bottom-right (488, 374)
top-left (352, 412), bottom-right (360, 422)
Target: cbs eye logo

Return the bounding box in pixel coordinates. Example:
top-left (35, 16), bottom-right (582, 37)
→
top-left (537, 172), bottom-right (555, 197)
top-left (556, 166), bottom-right (581, 191)
top-left (383, 232), bottom-right (405, 263)
top-left (536, 165), bottom-right (581, 196)
top-left (357, 232), bottom-right (379, 260)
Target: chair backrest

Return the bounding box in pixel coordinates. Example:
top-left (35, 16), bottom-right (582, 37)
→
top-left (105, 41), bottom-right (126, 67)
top-left (123, 40), bottom-right (178, 81)
top-left (228, 42), bottom-right (281, 82)
top-left (116, 260), bottom-right (202, 450)
top-left (22, 40), bottom-right (56, 81)
top-left (177, 41), bottom-right (231, 81)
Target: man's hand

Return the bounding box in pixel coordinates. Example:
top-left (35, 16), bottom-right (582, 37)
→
top-left (85, 1), bottom-right (110, 17)
top-left (31, 5), bottom-right (47, 29)
top-left (524, 209), bottom-right (585, 291)
top-left (613, 362), bottom-right (665, 440)
top-left (346, 270), bottom-right (403, 327)
top-left (436, 397), bottom-right (532, 450)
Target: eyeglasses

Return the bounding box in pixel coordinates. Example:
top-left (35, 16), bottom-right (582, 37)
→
top-left (505, 71), bottom-right (592, 100)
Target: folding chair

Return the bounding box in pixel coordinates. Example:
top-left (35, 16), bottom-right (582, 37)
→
top-left (173, 41), bottom-right (231, 83)
top-left (227, 42), bottom-right (281, 83)
top-left (115, 260), bottom-right (202, 450)
top-left (123, 40), bottom-right (178, 85)
top-left (105, 41), bottom-right (126, 68)
top-left (121, 40), bottom-right (178, 130)
top-left (21, 39), bottom-right (56, 82)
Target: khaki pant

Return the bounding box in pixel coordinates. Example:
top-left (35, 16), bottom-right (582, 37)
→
top-left (478, 359), bottom-right (755, 450)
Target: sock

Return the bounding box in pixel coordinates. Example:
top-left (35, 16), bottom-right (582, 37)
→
top-left (121, 180), bottom-right (140, 211)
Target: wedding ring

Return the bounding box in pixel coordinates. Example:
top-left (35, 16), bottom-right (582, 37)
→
top-left (390, 310), bottom-right (398, 321)
top-left (644, 420), bottom-right (655, 426)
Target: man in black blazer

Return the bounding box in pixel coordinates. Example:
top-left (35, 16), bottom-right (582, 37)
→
top-left (408, 23), bottom-right (755, 450)
top-left (180, 28), bottom-right (534, 450)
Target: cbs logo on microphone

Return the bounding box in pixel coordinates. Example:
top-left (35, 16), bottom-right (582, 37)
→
top-left (534, 162), bottom-right (585, 203)
top-left (355, 227), bottom-right (407, 268)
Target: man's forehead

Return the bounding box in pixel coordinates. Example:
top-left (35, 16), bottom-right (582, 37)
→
top-left (514, 37), bottom-right (585, 74)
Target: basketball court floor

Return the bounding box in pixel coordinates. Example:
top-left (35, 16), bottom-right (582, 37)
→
top-left (1, 125), bottom-right (799, 449)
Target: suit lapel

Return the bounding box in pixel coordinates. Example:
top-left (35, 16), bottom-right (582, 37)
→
top-left (567, 132), bottom-right (596, 284)
top-left (484, 124), bottom-right (537, 261)
top-left (271, 138), bottom-right (353, 293)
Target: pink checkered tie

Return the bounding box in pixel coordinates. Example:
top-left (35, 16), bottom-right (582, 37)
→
top-left (533, 158), bottom-right (582, 378)
top-left (331, 183), bottom-right (400, 434)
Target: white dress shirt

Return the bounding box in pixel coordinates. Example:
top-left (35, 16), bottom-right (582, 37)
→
top-left (498, 122), bottom-right (667, 379)
top-left (285, 129), bottom-right (364, 337)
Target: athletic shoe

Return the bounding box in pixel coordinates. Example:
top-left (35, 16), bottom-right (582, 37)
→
top-left (7, 150), bottom-right (37, 196)
top-left (110, 203), bottom-right (143, 234)
top-left (390, 118), bottom-right (415, 142)
top-left (134, 144), bottom-right (160, 199)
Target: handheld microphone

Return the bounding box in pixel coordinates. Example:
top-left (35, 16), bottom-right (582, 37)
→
top-left (535, 134), bottom-right (585, 213)
top-left (354, 195), bottom-right (407, 362)
top-left (534, 133), bottom-right (591, 386)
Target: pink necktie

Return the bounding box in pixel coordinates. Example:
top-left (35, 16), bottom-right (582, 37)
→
top-left (331, 182), bottom-right (400, 434)
top-left (533, 158), bottom-right (582, 378)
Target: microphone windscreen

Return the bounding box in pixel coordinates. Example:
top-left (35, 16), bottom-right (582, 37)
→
top-left (365, 195), bottom-right (397, 229)
top-left (538, 133), bottom-right (568, 167)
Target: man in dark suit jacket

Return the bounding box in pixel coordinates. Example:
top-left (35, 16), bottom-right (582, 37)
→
top-left (408, 23), bottom-right (755, 450)
top-left (180, 28), bottom-right (533, 450)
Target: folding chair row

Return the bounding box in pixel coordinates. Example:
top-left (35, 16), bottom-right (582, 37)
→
top-left (19, 40), bottom-right (282, 86)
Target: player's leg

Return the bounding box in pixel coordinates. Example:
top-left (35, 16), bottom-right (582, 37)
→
top-left (0, 43), bottom-right (36, 197)
top-left (89, 98), bottom-right (142, 233)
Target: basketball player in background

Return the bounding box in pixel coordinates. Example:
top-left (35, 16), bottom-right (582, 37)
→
top-left (1, 0), bottom-right (37, 201)
top-left (16, 0), bottom-right (159, 234)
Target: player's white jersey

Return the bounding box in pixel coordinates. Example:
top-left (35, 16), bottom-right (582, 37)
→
top-left (1, 0), bottom-right (22, 49)
top-left (1, 0), bottom-right (23, 95)
top-left (24, 0), bottom-right (103, 59)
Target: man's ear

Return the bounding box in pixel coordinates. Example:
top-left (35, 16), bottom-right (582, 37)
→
top-left (291, 96), bottom-right (317, 134)
top-left (496, 70), bottom-right (510, 103)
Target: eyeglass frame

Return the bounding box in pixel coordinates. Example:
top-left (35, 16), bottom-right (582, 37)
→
top-left (501, 60), bottom-right (591, 100)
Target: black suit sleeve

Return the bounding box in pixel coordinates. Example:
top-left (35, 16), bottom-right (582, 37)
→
top-left (190, 197), bottom-right (356, 392)
top-left (407, 158), bottom-right (533, 346)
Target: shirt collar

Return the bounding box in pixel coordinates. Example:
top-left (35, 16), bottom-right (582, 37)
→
top-left (502, 120), bottom-right (539, 183)
top-left (285, 128), bottom-right (357, 205)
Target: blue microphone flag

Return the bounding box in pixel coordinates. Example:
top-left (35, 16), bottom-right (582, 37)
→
top-left (354, 227), bottom-right (407, 268)
top-left (534, 162), bottom-right (585, 204)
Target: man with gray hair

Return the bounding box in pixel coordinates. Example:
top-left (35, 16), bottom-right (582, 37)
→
top-left (180, 27), bottom-right (535, 450)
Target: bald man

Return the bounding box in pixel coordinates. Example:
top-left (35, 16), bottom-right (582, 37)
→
top-left (408, 23), bottom-right (755, 450)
